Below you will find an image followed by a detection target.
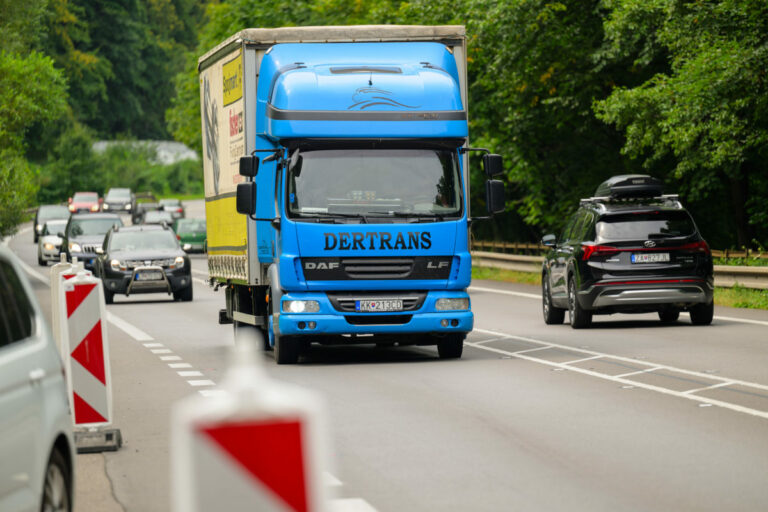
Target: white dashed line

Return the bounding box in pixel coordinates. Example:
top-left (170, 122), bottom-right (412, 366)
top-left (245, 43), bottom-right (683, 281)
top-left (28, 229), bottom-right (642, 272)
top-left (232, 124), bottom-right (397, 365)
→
top-left (168, 363), bottom-right (192, 369)
top-left (107, 312), bottom-right (154, 341)
top-left (160, 355), bottom-right (182, 361)
top-left (150, 348), bottom-right (172, 354)
top-left (177, 371), bottom-right (203, 377)
top-left (143, 343), bottom-right (164, 348)
top-left (198, 389), bottom-right (225, 398)
top-left (187, 380), bottom-right (216, 387)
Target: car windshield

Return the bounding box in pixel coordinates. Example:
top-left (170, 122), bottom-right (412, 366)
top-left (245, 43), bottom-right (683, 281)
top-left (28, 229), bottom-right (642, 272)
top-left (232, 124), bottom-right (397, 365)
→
top-left (106, 189), bottom-right (130, 200)
top-left (69, 218), bottom-right (123, 237)
top-left (175, 220), bottom-right (205, 233)
top-left (43, 220), bottom-right (68, 236)
top-left (287, 149), bottom-right (462, 221)
top-left (38, 205), bottom-right (70, 221)
top-left (73, 193), bottom-right (97, 202)
top-left (596, 211), bottom-right (696, 242)
top-left (144, 211), bottom-right (173, 223)
top-left (110, 231), bottom-right (178, 251)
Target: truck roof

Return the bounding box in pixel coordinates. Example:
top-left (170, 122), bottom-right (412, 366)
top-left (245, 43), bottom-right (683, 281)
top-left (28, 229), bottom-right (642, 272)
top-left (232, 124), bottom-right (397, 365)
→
top-left (199, 25), bottom-right (466, 71)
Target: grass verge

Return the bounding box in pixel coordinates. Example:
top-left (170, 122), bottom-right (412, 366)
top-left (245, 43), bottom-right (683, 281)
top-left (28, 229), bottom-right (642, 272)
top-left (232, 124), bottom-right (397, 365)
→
top-left (471, 267), bottom-right (768, 311)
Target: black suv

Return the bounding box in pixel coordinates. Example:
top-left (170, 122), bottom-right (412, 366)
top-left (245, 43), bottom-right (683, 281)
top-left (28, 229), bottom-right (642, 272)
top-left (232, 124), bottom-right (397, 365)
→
top-left (541, 175), bottom-right (714, 328)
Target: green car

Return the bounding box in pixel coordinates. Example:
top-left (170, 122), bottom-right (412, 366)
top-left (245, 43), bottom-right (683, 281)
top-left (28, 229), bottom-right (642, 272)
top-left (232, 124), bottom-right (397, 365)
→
top-left (173, 218), bottom-right (206, 253)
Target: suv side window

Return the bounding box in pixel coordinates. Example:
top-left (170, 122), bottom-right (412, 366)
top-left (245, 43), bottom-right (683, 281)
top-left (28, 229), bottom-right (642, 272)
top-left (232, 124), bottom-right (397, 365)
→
top-left (577, 211), bottom-right (596, 242)
top-left (0, 260), bottom-right (34, 347)
top-left (559, 213), bottom-right (580, 244)
top-left (567, 210), bottom-right (588, 243)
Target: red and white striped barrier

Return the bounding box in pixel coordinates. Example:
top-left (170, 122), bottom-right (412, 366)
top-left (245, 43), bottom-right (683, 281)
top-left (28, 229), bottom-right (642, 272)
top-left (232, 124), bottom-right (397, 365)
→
top-left (50, 255), bottom-right (85, 356)
top-left (59, 269), bottom-right (113, 427)
top-left (172, 332), bottom-right (330, 512)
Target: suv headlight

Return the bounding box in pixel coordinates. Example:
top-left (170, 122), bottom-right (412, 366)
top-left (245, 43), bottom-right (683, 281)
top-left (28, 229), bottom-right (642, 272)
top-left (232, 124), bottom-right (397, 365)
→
top-left (69, 242), bottom-right (81, 252)
top-left (171, 256), bottom-right (185, 269)
top-left (435, 298), bottom-right (470, 311)
top-left (110, 259), bottom-right (125, 271)
top-left (125, 204), bottom-right (131, 210)
top-left (282, 300), bottom-right (320, 313)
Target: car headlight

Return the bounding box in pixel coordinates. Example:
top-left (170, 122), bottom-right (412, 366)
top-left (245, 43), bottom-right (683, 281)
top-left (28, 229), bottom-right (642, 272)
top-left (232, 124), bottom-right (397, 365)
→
top-left (171, 256), bottom-right (185, 269)
top-left (110, 259), bottom-right (125, 271)
top-left (43, 243), bottom-right (55, 250)
top-left (103, 204), bottom-right (110, 210)
top-left (435, 298), bottom-right (470, 311)
top-left (69, 242), bottom-right (81, 252)
top-left (36, 223), bottom-right (43, 232)
top-left (68, 205), bottom-right (75, 212)
top-left (90, 204), bottom-right (99, 212)
top-left (283, 300), bottom-right (320, 313)
top-left (125, 204), bottom-right (131, 210)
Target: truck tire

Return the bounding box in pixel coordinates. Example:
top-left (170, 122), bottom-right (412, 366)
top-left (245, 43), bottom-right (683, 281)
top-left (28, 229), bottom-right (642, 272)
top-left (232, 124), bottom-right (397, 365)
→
top-left (542, 274), bottom-right (565, 324)
top-left (658, 309), bottom-right (680, 323)
top-left (437, 333), bottom-right (464, 359)
top-left (568, 278), bottom-right (592, 329)
top-left (269, 288), bottom-right (300, 364)
top-left (689, 301), bottom-right (714, 325)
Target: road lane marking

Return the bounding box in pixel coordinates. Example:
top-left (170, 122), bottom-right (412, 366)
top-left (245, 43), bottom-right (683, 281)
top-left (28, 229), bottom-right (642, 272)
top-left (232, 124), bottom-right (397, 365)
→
top-left (191, 269), bottom-right (207, 276)
top-left (105, 312), bottom-right (155, 341)
top-left (614, 367), bottom-right (663, 378)
top-left (683, 381), bottom-right (735, 395)
top-left (178, 371), bottom-right (203, 377)
top-left (192, 277), bottom-right (208, 286)
top-left (168, 363), bottom-right (192, 369)
top-left (187, 379), bottom-right (216, 387)
top-left (160, 355), bottom-right (182, 361)
top-left (143, 343), bottom-right (164, 348)
top-left (563, 355), bottom-right (603, 364)
top-left (198, 389), bottom-right (225, 398)
top-left (469, 329), bottom-right (768, 420)
top-left (151, 348), bottom-right (172, 354)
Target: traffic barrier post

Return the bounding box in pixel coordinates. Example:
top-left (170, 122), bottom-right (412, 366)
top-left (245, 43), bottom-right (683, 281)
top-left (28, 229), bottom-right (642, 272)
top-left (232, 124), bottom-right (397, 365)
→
top-left (58, 267), bottom-right (122, 453)
top-left (172, 330), bottom-right (331, 512)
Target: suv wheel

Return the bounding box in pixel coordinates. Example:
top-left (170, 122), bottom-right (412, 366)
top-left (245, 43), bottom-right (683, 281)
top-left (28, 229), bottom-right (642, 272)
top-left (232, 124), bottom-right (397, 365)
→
top-left (542, 275), bottom-right (565, 325)
top-left (658, 309), bottom-right (680, 323)
top-left (173, 285), bottom-right (193, 302)
top-left (42, 448), bottom-right (71, 512)
top-left (568, 278), bottom-right (592, 329)
top-left (689, 301), bottom-right (714, 325)
top-left (103, 288), bottom-right (115, 305)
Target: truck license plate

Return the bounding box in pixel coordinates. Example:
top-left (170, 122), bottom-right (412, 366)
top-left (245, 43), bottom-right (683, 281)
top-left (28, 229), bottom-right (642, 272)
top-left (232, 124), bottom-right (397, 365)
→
top-left (356, 299), bottom-right (403, 312)
top-left (631, 253), bottom-right (670, 263)
top-left (136, 270), bottom-right (163, 281)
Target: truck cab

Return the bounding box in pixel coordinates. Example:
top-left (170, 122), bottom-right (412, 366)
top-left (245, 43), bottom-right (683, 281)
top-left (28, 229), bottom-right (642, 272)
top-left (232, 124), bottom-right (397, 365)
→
top-left (199, 26), bottom-right (504, 363)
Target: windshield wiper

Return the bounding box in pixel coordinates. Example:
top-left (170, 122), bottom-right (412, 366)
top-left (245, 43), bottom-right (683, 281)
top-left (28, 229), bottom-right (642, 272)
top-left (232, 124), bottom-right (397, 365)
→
top-left (294, 211), bottom-right (368, 223)
top-left (367, 211), bottom-right (448, 222)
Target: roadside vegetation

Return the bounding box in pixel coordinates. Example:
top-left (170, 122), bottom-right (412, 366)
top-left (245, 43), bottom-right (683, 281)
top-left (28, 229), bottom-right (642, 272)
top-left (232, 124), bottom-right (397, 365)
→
top-left (472, 267), bottom-right (768, 311)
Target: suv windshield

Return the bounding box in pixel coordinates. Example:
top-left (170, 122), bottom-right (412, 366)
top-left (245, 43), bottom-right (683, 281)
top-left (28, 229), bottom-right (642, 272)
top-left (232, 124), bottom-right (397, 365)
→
top-left (596, 211), bottom-right (696, 242)
top-left (38, 205), bottom-right (69, 221)
top-left (43, 220), bottom-right (68, 236)
top-left (106, 189), bottom-right (130, 200)
top-left (69, 218), bottom-right (123, 237)
top-left (110, 231), bottom-right (178, 251)
top-left (287, 149), bottom-right (462, 221)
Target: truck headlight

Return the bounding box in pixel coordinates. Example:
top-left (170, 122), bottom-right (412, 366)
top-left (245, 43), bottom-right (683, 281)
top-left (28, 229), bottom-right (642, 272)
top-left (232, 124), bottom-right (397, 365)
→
top-left (283, 300), bottom-right (320, 313)
top-left (69, 242), bottom-right (81, 252)
top-left (435, 298), bottom-right (469, 311)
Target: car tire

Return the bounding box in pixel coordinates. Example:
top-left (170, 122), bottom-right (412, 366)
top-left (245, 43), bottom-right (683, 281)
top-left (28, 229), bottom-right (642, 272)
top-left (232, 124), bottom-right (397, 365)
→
top-left (542, 274), bottom-right (565, 325)
top-left (41, 448), bottom-right (72, 512)
top-left (38, 254), bottom-right (47, 266)
top-left (437, 333), bottom-right (464, 359)
top-left (658, 309), bottom-right (680, 323)
top-left (104, 288), bottom-right (114, 305)
top-left (568, 278), bottom-right (592, 329)
top-left (174, 285), bottom-right (193, 302)
top-left (689, 301), bottom-right (714, 326)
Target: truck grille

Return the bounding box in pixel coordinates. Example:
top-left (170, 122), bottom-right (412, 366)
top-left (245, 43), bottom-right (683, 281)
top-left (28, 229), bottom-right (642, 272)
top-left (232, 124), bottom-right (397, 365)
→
top-left (302, 256), bottom-right (453, 281)
top-left (327, 292), bottom-right (426, 312)
top-left (342, 258), bottom-right (413, 279)
top-left (345, 315), bottom-right (412, 325)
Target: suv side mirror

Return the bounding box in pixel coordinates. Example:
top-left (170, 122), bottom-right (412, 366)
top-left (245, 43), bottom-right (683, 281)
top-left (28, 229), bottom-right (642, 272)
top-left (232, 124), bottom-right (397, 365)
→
top-left (239, 155), bottom-right (259, 178)
top-left (485, 180), bottom-right (505, 214)
top-left (482, 154), bottom-right (504, 177)
top-left (541, 234), bottom-right (556, 247)
top-left (236, 182), bottom-right (256, 215)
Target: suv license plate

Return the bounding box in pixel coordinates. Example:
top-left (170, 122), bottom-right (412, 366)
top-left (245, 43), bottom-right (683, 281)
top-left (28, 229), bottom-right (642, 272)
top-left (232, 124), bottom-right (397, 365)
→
top-left (136, 270), bottom-right (163, 281)
top-left (356, 299), bottom-right (403, 312)
top-left (631, 253), bottom-right (670, 263)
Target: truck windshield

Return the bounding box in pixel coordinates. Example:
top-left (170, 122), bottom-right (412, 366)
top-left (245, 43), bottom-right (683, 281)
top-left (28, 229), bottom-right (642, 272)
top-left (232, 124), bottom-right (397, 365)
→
top-left (287, 149), bottom-right (462, 221)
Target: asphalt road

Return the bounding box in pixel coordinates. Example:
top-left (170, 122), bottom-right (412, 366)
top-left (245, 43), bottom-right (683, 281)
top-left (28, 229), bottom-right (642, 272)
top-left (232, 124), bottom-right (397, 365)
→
top-left (6, 202), bottom-right (768, 511)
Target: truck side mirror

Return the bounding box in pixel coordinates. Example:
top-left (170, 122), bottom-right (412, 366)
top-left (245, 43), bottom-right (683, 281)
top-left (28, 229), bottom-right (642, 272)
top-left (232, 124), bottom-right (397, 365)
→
top-left (239, 155), bottom-right (259, 178)
top-left (236, 182), bottom-right (256, 215)
top-left (541, 234), bottom-right (556, 247)
top-left (482, 154), bottom-right (504, 177)
top-left (485, 180), bottom-right (505, 214)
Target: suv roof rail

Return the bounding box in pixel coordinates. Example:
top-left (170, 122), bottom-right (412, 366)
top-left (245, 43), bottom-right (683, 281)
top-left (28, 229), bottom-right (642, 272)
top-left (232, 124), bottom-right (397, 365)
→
top-left (580, 194), bottom-right (682, 209)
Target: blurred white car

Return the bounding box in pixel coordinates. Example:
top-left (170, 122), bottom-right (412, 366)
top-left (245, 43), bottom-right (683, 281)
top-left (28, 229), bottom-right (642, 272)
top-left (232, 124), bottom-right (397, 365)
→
top-left (0, 246), bottom-right (75, 512)
top-left (37, 219), bottom-right (68, 266)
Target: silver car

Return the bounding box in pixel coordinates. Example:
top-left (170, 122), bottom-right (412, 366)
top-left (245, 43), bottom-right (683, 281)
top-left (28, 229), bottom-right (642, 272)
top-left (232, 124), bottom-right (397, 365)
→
top-left (0, 246), bottom-right (75, 511)
top-left (37, 219), bottom-right (68, 266)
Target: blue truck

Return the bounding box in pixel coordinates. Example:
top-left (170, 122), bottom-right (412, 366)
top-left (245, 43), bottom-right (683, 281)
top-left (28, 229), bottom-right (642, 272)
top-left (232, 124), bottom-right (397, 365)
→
top-left (198, 26), bottom-right (504, 363)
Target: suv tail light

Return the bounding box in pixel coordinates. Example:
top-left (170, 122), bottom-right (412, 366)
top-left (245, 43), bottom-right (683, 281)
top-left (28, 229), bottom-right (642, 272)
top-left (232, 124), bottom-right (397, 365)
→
top-left (582, 245), bottom-right (619, 260)
top-left (678, 240), bottom-right (710, 255)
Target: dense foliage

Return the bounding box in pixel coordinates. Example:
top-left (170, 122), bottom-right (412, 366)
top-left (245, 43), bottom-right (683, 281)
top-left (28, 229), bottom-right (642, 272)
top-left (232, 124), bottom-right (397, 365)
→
top-left (1, 0), bottom-right (765, 248)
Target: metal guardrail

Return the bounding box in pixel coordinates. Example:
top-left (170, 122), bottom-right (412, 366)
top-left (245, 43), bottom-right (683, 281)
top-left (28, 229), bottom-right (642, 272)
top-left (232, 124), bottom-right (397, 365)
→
top-left (471, 251), bottom-right (768, 290)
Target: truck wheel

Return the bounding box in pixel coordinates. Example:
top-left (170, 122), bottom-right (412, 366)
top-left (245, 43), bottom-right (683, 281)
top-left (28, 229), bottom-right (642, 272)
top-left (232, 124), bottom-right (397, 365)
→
top-left (269, 289), bottom-right (300, 364)
top-left (542, 275), bottom-right (565, 324)
top-left (437, 333), bottom-right (464, 359)
top-left (689, 301), bottom-right (714, 325)
top-left (568, 278), bottom-right (592, 329)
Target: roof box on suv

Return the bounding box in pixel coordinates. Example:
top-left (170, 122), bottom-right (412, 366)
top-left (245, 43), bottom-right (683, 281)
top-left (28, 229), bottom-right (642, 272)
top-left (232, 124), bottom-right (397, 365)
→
top-left (595, 174), bottom-right (663, 199)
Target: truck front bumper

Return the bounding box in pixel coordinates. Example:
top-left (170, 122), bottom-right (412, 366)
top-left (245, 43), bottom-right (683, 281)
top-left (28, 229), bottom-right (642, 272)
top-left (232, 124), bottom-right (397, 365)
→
top-left (276, 290), bottom-right (474, 337)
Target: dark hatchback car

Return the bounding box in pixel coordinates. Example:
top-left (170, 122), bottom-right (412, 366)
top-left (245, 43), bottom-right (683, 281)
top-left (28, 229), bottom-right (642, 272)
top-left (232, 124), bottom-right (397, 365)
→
top-left (102, 187), bottom-right (135, 214)
top-left (541, 175), bottom-right (714, 328)
top-left (33, 204), bottom-right (70, 243)
top-left (61, 213), bottom-right (124, 270)
top-left (94, 224), bottom-right (192, 304)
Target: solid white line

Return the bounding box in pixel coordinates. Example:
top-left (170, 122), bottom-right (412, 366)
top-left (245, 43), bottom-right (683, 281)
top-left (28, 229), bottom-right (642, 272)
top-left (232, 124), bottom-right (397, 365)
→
top-left (330, 498), bottom-right (378, 512)
top-left (465, 341), bottom-right (768, 420)
top-left (187, 379), bottom-right (216, 387)
top-left (704, 314), bottom-right (768, 327)
top-left (151, 348), bottom-right (172, 354)
top-left (473, 327), bottom-right (768, 393)
top-left (614, 367), bottom-right (662, 378)
top-left (191, 268), bottom-right (207, 276)
top-left (160, 355), bottom-right (182, 361)
top-left (143, 343), bottom-right (164, 348)
top-left (682, 381), bottom-right (735, 395)
top-left (469, 285), bottom-right (540, 300)
top-left (563, 355), bottom-right (603, 365)
top-left (168, 363), bottom-right (192, 369)
top-left (15, 255), bottom-right (49, 285)
top-left (106, 312), bottom-right (154, 341)
top-left (177, 371), bottom-right (203, 377)
top-left (472, 337), bottom-right (503, 345)
top-left (513, 346), bottom-right (553, 355)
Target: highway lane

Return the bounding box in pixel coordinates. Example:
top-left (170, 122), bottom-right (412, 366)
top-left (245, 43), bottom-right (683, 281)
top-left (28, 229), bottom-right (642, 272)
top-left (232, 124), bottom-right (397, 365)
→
top-left (7, 214), bottom-right (768, 512)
